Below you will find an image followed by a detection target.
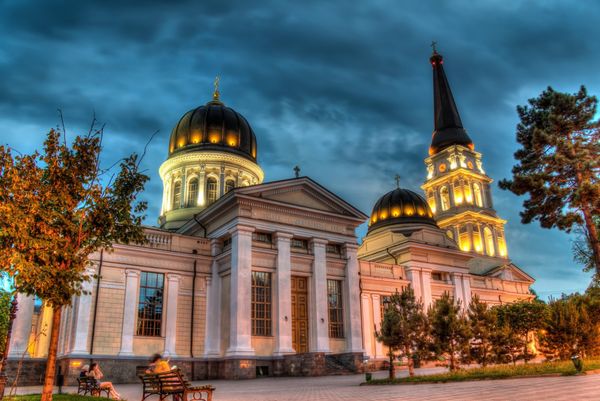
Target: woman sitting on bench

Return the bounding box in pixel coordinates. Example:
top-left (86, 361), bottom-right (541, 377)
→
top-left (88, 362), bottom-right (122, 400)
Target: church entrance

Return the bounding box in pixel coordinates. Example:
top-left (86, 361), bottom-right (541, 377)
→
top-left (291, 276), bottom-right (309, 353)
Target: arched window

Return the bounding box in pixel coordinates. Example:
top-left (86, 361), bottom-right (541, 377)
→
top-left (206, 177), bottom-right (218, 205)
top-left (225, 179), bottom-right (235, 193)
top-left (473, 183), bottom-right (483, 207)
top-left (427, 190), bottom-right (436, 214)
top-left (172, 181), bottom-right (181, 210)
top-left (453, 180), bottom-right (463, 204)
top-left (187, 178), bottom-right (198, 207)
top-left (440, 186), bottom-right (450, 211)
top-left (484, 227), bottom-right (495, 256)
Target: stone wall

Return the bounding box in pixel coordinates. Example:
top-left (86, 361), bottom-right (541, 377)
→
top-left (4, 358), bottom-right (48, 386)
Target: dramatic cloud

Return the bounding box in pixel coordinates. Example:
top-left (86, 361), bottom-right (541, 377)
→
top-left (1, 0), bottom-right (597, 297)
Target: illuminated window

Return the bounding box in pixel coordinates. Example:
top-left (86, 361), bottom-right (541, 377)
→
top-left (206, 177), bottom-right (218, 205)
top-left (427, 190), bottom-right (436, 214)
top-left (252, 271), bottom-right (272, 336)
top-left (137, 272), bottom-right (164, 337)
top-left (484, 227), bottom-right (495, 256)
top-left (225, 179), bottom-right (235, 193)
top-left (440, 186), bottom-right (450, 211)
top-left (327, 280), bottom-right (344, 338)
top-left (473, 183), bottom-right (483, 207)
top-left (497, 231), bottom-right (507, 257)
top-left (187, 178), bottom-right (198, 207)
top-left (172, 181), bottom-right (181, 210)
top-left (453, 180), bottom-right (463, 204)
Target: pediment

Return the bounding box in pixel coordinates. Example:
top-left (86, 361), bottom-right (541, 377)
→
top-left (235, 177), bottom-right (368, 220)
top-left (469, 257), bottom-right (534, 283)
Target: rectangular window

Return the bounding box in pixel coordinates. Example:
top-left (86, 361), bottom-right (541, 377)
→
top-left (137, 272), bottom-right (164, 337)
top-left (222, 237), bottom-right (232, 251)
top-left (252, 271), bottom-right (272, 336)
top-left (252, 232), bottom-right (272, 244)
top-left (327, 279), bottom-right (344, 338)
top-left (431, 272), bottom-right (443, 281)
top-left (291, 238), bottom-right (308, 251)
top-left (326, 244), bottom-right (341, 255)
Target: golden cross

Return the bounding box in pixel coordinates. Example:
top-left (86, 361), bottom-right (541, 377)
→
top-left (213, 75), bottom-right (220, 100)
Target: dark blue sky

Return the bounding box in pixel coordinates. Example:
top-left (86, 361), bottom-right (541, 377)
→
top-left (1, 0), bottom-right (597, 297)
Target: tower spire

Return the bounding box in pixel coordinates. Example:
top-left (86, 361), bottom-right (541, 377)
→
top-left (429, 46), bottom-right (473, 155)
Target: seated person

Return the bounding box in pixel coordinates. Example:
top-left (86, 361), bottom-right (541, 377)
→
top-left (87, 362), bottom-right (122, 400)
top-left (146, 354), bottom-right (171, 374)
top-left (80, 364), bottom-right (89, 378)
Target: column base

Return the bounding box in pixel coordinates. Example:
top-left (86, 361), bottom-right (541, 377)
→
top-left (203, 351), bottom-right (222, 359)
top-left (273, 348), bottom-right (296, 356)
top-left (117, 351), bottom-right (134, 356)
top-left (225, 347), bottom-right (255, 357)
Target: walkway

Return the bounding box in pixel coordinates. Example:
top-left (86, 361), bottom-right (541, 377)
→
top-left (14, 369), bottom-right (600, 401)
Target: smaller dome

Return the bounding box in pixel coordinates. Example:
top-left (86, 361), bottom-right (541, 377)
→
top-left (368, 188), bottom-right (437, 233)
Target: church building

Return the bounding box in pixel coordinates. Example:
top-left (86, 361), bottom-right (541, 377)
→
top-left (6, 50), bottom-right (534, 383)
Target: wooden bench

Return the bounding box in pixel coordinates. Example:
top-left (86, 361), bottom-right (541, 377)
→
top-left (139, 368), bottom-right (214, 401)
top-left (77, 376), bottom-right (110, 398)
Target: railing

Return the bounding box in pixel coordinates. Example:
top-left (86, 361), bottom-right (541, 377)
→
top-left (360, 261), bottom-right (404, 279)
top-left (144, 230), bottom-right (173, 251)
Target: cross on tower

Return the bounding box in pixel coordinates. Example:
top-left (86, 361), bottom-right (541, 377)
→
top-left (431, 40), bottom-right (438, 54)
top-left (294, 165), bottom-right (300, 178)
top-left (395, 174), bottom-right (401, 189)
top-left (213, 75), bottom-right (220, 100)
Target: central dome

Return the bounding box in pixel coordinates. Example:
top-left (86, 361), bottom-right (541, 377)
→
top-left (368, 188), bottom-right (437, 233)
top-left (168, 98), bottom-right (257, 161)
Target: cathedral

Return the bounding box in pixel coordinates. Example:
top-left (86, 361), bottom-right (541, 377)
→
top-left (6, 50), bottom-right (534, 383)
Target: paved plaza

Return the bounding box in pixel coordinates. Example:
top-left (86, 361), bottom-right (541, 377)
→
top-left (13, 369), bottom-right (600, 401)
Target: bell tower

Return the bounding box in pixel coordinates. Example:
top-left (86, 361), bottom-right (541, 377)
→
top-left (421, 48), bottom-right (508, 258)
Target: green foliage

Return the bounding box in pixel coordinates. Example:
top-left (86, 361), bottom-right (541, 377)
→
top-left (0, 289), bottom-right (11, 356)
top-left (0, 128), bottom-right (149, 307)
top-left (376, 286), bottom-right (427, 378)
top-left (7, 395), bottom-right (108, 401)
top-left (427, 293), bottom-right (471, 371)
top-left (467, 295), bottom-right (496, 366)
top-left (540, 292), bottom-right (600, 359)
top-left (499, 86), bottom-right (600, 278)
top-left (365, 357), bottom-right (600, 385)
top-left (495, 300), bottom-right (547, 362)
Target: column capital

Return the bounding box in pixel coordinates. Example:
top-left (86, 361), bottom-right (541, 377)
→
top-left (228, 225), bottom-right (255, 236)
top-left (371, 293), bottom-right (380, 300)
top-left (125, 269), bottom-right (140, 278)
top-left (274, 232), bottom-right (294, 241)
top-left (167, 273), bottom-right (181, 282)
top-left (310, 238), bottom-right (328, 247)
top-left (363, 293), bottom-right (373, 300)
top-left (342, 242), bottom-right (359, 251)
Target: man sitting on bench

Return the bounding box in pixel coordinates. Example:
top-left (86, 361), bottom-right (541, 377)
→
top-left (145, 354), bottom-right (171, 374)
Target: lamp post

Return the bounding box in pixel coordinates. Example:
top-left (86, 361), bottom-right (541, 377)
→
top-left (0, 296), bottom-right (19, 400)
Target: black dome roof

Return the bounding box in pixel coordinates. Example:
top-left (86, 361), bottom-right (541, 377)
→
top-left (168, 99), bottom-right (257, 161)
top-left (368, 188), bottom-right (437, 233)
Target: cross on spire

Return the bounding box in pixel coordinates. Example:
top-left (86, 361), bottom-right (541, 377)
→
top-left (213, 75), bottom-right (220, 101)
top-left (395, 174), bottom-right (401, 189)
top-left (431, 40), bottom-right (438, 54)
top-left (294, 165), bottom-right (300, 178)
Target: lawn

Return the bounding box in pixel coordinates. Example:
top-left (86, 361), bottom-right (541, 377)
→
top-left (366, 358), bottom-right (600, 385)
top-left (4, 395), bottom-right (106, 401)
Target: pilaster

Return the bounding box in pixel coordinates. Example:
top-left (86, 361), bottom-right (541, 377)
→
top-left (70, 267), bottom-right (96, 355)
top-left (371, 294), bottom-right (384, 358)
top-left (274, 232), bottom-right (294, 355)
top-left (361, 294), bottom-right (373, 358)
top-left (118, 269), bottom-right (140, 356)
top-left (309, 238), bottom-right (330, 353)
top-left (164, 273), bottom-right (181, 357)
top-left (343, 243), bottom-right (363, 353)
top-left (204, 239), bottom-right (222, 357)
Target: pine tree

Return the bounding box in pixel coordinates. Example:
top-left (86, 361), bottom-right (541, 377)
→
top-left (376, 286), bottom-right (428, 378)
top-left (428, 293), bottom-right (471, 371)
top-left (495, 300), bottom-right (547, 362)
top-left (0, 127), bottom-right (148, 401)
top-left (467, 295), bottom-right (496, 367)
top-left (499, 86), bottom-right (600, 279)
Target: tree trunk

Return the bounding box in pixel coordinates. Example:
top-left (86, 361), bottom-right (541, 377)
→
top-left (41, 307), bottom-right (62, 401)
top-left (388, 351), bottom-right (395, 380)
top-left (581, 206), bottom-right (600, 277)
top-left (405, 346), bottom-right (414, 377)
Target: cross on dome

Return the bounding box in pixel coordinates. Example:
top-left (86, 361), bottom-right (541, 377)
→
top-left (294, 165), bottom-right (300, 178)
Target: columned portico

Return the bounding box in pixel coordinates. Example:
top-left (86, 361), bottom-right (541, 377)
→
top-left (119, 269), bottom-right (140, 356)
top-left (274, 232), bottom-right (294, 355)
top-left (309, 238), bottom-right (330, 353)
top-left (226, 225), bottom-right (255, 357)
top-left (8, 293), bottom-right (35, 358)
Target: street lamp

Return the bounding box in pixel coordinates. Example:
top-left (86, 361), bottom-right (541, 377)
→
top-left (0, 296), bottom-right (19, 400)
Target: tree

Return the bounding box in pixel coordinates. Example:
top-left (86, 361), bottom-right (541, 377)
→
top-left (495, 300), bottom-right (547, 362)
top-left (499, 86), bottom-right (600, 278)
top-left (428, 293), bottom-right (471, 371)
top-left (0, 289), bottom-right (10, 356)
top-left (376, 286), bottom-right (428, 378)
top-left (540, 294), bottom-right (600, 359)
top-left (467, 295), bottom-right (496, 367)
top-left (0, 127), bottom-right (148, 401)
top-left (573, 216), bottom-right (600, 283)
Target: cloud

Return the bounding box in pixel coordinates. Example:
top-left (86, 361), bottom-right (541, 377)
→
top-left (1, 0), bottom-right (598, 295)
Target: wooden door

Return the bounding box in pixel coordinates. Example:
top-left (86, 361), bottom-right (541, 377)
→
top-left (291, 276), bottom-right (309, 353)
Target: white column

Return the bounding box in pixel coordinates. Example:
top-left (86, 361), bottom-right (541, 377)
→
top-left (226, 225), bottom-right (255, 356)
top-left (164, 274), bottom-right (180, 357)
top-left (119, 269), bottom-right (140, 356)
top-left (198, 165), bottom-right (206, 206)
top-left (34, 303), bottom-right (53, 357)
top-left (204, 240), bottom-right (222, 357)
top-left (452, 272), bottom-right (465, 309)
top-left (405, 266), bottom-right (422, 301)
top-left (8, 293), bottom-right (35, 358)
top-left (219, 165), bottom-right (225, 197)
top-left (274, 232), bottom-right (294, 355)
top-left (372, 295), bottom-right (384, 358)
top-left (71, 267), bottom-right (96, 354)
top-left (360, 294), bottom-right (373, 358)
top-left (462, 274), bottom-right (472, 308)
top-left (309, 238), bottom-right (330, 353)
top-left (421, 269), bottom-right (433, 310)
top-left (343, 244), bottom-right (363, 353)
